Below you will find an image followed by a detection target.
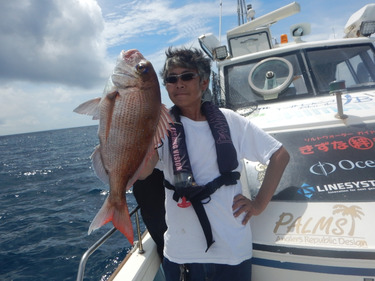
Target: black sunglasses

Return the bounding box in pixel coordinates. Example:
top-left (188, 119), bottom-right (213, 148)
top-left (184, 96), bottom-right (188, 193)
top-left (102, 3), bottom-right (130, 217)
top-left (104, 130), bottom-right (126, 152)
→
top-left (165, 72), bottom-right (199, 84)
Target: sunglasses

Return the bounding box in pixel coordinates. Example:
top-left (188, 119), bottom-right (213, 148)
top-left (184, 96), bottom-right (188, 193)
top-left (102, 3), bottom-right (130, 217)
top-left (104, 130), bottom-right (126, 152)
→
top-left (165, 72), bottom-right (199, 84)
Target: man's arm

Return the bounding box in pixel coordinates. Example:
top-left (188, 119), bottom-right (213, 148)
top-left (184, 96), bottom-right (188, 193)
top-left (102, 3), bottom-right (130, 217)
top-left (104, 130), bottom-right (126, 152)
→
top-left (233, 145), bottom-right (290, 224)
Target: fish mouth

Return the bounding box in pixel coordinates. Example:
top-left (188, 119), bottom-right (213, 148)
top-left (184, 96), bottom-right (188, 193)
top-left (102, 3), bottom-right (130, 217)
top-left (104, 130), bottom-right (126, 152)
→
top-left (111, 49), bottom-right (152, 87)
top-left (112, 49), bottom-right (146, 79)
top-left (122, 49), bottom-right (145, 62)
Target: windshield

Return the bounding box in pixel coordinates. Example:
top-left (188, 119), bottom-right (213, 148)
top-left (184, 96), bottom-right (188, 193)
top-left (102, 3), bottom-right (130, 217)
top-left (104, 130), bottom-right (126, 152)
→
top-left (223, 44), bottom-right (375, 110)
top-left (224, 53), bottom-right (307, 109)
top-left (306, 45), bottom-right (375, 93)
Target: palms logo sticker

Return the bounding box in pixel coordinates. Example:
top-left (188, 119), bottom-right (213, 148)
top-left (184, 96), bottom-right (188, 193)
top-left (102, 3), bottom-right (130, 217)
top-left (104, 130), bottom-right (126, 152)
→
top-left (274, 205), bottom-right (365, 238)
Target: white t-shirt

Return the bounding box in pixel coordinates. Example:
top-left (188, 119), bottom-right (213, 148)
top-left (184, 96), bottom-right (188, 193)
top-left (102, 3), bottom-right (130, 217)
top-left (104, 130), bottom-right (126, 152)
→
top-left (157, 108), bottom-right (281, 265)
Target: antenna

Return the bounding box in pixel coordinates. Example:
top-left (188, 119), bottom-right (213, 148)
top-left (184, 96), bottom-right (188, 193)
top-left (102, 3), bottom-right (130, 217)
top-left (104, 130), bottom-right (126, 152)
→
top-left (219, 0), bottom-right (222, 43)
top-left (237, 0), bottom-right (247, 25)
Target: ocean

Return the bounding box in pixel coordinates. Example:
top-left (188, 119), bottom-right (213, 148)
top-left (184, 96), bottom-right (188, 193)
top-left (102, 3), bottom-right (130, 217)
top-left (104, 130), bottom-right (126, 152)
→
top-left (0, 126), bottom-right (142, 281)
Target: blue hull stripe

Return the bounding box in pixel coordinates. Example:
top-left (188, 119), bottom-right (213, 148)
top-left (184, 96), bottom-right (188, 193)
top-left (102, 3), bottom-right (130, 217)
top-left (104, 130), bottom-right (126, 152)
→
top-left (253, 243), bottom-right (375, 259)
top-left (252, 257), bottom-right (375, 276)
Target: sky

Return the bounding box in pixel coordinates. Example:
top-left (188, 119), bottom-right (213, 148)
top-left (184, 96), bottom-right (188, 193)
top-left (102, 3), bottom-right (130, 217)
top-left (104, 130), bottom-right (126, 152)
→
top-left (0, 0), bottom-right (373, 136)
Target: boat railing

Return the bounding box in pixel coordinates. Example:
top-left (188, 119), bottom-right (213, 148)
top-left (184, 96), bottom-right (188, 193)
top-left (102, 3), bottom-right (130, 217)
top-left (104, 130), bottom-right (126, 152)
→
top-left (76, 205), bottom-right (143, 281)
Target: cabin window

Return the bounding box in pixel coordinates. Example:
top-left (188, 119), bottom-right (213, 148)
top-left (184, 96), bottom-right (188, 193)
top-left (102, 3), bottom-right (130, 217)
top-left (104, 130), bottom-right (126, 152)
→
top-left (224, 52), bottom-right (307, 110)
top-left (306, 44), bottom-right (375, 93)
top-left (336, 61), bottom-right (356, 87)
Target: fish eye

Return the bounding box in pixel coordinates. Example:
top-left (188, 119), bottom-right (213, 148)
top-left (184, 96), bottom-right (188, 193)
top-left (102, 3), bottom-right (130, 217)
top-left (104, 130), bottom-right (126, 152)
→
top-left (136, 63), bottom-right (148, 74)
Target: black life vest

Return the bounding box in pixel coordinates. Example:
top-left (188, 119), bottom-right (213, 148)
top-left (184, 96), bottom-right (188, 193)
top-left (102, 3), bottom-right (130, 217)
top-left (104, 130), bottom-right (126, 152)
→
top-left (165, 101), bottom-right (240, 251)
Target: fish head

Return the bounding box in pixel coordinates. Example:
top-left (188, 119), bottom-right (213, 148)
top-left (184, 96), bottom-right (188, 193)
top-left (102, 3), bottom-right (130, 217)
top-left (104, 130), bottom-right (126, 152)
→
top-left (109, 49), bottom-right (159, 89)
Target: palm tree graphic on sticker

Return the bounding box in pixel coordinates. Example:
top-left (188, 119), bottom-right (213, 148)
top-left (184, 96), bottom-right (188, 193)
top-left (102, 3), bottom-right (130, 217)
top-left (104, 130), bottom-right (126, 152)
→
top-left (333, 205), bottom-right (364, 236)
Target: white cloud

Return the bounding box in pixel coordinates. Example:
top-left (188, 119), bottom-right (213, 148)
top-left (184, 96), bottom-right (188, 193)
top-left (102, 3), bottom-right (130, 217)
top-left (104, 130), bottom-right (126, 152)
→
top-left (0, 82), bottom-right (100, 135)
top-left (0, 0), bottom-right (110, 87)
top-left (0, 0), bottom-right (373, 136)
top-left (0, 0), bottom-right (112, 135)
top-left (101, 0), bottom-right (226, 48)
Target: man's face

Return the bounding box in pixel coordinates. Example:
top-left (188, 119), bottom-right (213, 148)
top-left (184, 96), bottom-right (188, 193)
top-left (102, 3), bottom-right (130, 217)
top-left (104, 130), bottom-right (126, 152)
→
top-left (165, 67), bottom-right (208, 110)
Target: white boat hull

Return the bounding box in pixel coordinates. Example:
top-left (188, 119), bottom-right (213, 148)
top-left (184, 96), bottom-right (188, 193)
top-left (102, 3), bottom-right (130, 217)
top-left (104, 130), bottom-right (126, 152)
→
top-left (109, 232), bottom-right (163, 281)
top-left (252, 249), bottom-right (375, 280)
top-left (250, 201), bottom-right (375, 280)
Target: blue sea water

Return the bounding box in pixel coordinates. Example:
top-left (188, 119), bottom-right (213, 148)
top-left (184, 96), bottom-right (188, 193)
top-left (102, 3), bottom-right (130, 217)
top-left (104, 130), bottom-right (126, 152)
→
top-left (0, 126), bottom-right (142, 281)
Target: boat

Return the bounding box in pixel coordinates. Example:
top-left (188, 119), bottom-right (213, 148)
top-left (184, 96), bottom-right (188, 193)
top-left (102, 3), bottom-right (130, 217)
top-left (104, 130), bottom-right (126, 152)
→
top-left (77, 2), bottom-right (375, 280)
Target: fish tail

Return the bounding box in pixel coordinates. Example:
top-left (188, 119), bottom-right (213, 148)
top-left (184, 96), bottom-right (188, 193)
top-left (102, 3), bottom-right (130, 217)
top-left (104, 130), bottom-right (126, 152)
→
top-left (88, 197), bottom-right (134, 244)
top-left (113, 203), bottom-right (134, 244)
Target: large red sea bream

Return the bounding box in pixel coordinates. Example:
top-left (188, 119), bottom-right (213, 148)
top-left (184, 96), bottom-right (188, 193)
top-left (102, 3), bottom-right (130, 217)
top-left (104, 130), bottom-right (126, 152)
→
top-left (74, 49), bottom-right (171, 244)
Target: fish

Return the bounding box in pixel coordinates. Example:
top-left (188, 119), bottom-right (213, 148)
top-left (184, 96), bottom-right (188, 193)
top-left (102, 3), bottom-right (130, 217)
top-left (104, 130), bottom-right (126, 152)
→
top-left (74, 49), bottom-right (171, 244)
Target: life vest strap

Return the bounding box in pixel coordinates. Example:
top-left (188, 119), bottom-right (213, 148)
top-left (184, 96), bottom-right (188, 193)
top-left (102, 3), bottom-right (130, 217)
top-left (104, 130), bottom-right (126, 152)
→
top-left (164, 171), bottom-right (240, 251)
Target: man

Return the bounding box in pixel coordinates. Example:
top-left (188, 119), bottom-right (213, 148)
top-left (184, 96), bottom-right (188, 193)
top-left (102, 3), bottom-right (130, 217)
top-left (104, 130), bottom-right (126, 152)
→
top-left (140, 47), bottom-right (290, 281)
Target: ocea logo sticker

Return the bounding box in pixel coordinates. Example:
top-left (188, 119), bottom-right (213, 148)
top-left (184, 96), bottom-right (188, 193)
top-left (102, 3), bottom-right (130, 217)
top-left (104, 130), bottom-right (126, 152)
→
top-left (273, 205), bottom-right (367, 248)
top-left (310, 159), bottom-right (375, 176)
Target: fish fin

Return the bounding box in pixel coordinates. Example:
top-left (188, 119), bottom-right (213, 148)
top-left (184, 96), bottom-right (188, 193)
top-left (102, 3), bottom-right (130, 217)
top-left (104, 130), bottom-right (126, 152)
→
top-left (91, 145), bottom-right (109, 185)
top-left (113, 203), bottom-right (134, 244)
top-left (88, 197), bottom-right (113, 234)
top-left (153, 104), bottom-right (173, 147)
top-left (88, 197), bottom-right (134, 244)
top-left (73, 97), bottom-right (101, 120)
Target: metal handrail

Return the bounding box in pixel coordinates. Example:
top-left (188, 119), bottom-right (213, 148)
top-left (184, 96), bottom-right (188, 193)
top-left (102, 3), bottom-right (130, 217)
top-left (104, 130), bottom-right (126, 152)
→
top-left (76, 206), bottom-right (141, 281)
